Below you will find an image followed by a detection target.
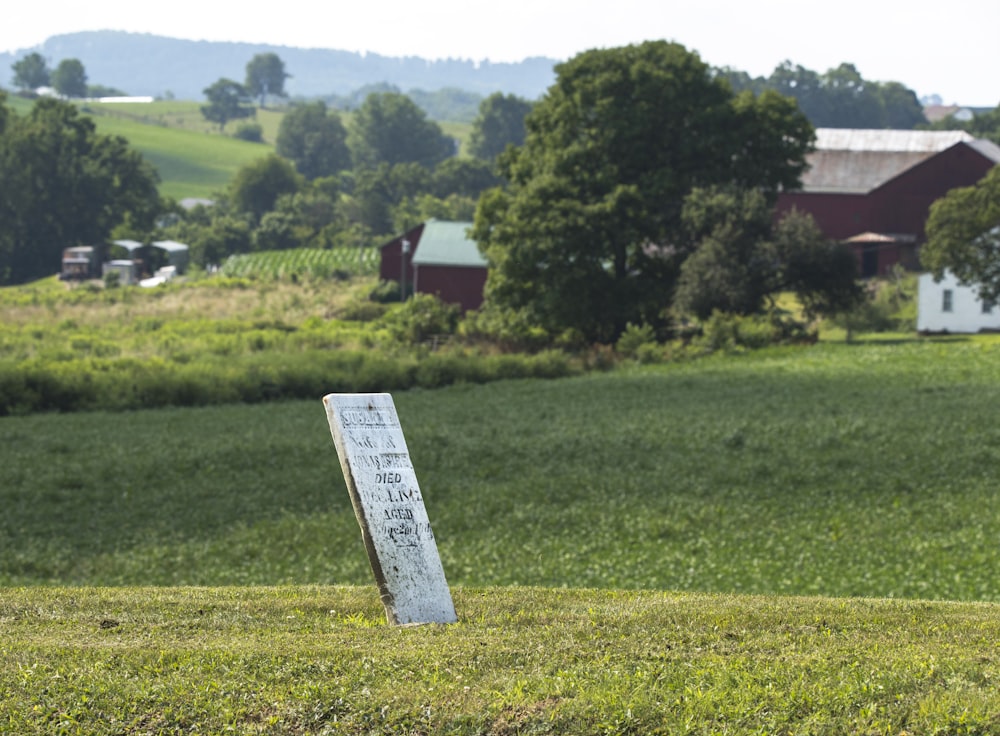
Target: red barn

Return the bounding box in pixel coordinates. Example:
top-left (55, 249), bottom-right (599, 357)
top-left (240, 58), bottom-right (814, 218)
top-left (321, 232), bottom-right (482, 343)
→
top-left (379, 220), bottom-right (487, 312)
top-left (776, 129), bottom-right (1000, 277)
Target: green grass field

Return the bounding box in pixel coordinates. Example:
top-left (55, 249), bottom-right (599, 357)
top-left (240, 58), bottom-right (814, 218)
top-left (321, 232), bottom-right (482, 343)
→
top-left (85, 106), bottom-right (274, 200)
top-left (4, 586), bottom-right (1000, 734)
top-left (3, 338), bottom-right (1000, 597)
top-left (0, 270), bottom-right (989, 733)
top-left (81, 99), bottom-right (472, 199)
top-left (5, 334), bottom-right (1000, 731)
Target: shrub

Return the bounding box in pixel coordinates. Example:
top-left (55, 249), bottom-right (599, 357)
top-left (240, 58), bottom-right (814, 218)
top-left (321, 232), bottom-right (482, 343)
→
top-left (616, 322), bottom-right (656, 358)
top-left (232, 123), bottom-right (264, 142)
top-left (458, 307), bottom-right (552, 352)
top-left (694, 311), bottom-right (811, 352)
top-left (380, 294), bottom-right (460, 344)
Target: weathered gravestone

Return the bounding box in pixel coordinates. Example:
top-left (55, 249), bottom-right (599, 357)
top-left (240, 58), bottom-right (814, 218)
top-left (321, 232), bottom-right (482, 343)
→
top-left (323, 392), bottom-right (457, 626)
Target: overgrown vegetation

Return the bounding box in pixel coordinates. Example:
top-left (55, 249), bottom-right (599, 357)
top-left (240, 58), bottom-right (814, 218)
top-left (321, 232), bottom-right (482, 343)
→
top-left (0, 275), bottom-right (581, 416)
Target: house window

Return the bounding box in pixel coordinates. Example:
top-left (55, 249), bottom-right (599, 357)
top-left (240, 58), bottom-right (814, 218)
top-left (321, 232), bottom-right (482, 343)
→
top-left (983, 299), bottom-right (995, 315)
top-left (942, 290), bottom-right (953, 312)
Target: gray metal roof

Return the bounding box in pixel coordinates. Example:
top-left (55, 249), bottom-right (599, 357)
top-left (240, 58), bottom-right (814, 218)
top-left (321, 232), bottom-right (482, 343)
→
top-left (411, 220), bottom-right (485, 268)
top-left (814, 128), bottom-right (975, 152)
top-left (152, 240), bottom-right (189, 253)
top-left (799, 128), bottom-right (994, 194)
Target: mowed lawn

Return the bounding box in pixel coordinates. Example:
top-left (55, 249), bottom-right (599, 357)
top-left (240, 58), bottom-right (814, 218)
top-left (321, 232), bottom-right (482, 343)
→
top-left (2, 338), bottom-right (1000, 601)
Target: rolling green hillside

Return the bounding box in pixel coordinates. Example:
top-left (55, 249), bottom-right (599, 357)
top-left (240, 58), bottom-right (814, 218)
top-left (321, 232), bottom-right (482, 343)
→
top-left (81, 100), bottom-right (471, 198)
top-left (85, 102), bottom-right (276, 200)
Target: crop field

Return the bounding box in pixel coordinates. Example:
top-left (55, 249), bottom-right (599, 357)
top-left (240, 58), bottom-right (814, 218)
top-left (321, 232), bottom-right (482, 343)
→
top-left (3, 337), bottom-right (999, 599)
top-left (220, 247), bottom-right (380, 280)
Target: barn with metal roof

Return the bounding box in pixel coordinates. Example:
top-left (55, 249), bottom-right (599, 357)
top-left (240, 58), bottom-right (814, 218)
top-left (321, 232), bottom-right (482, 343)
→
top-left (379, 220), bottom-right (487, 312)
top-left (776, 129), bottom-right (1000, 277)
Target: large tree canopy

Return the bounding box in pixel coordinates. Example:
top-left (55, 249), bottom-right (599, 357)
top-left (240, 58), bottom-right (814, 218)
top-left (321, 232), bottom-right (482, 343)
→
top-left (11, 53), bottom-right (49, 91)
top-left (245, 53), bottom-right (289, 107)
top-left (347, 92), bottom-right (454, 169)
top-left (275, 101), bottom-right (351, 180)
top-left (472, 41), bottom-right (814, 341)
top-left (468, 92), bottom-right (533, 162)
top-left (0, 95), bottom-right (161, 284)
top-left (922, 165), bottom-right (1000, 303)
top-left (201, 78), bottom-right (254, 130)
top-left (228, 154), bottom-right (303, 224)
top-left (721, 61), bottom-right (927, 130)
top-left (51, 58), bottom-right (88, 98)
top-left (675, 190), bottom-right (861, 321)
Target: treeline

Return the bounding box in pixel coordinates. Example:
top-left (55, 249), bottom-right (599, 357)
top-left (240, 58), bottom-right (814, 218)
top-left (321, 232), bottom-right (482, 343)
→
top-left (8, 51), bottom-right (124, 99)
top-left (159, 70), bottom-right (533, 271)
top-left (718, 61), bottom-right (927, 129)
top-left (0, 79), bottom-right (531, 283)
top-left (925, 104), bottom-right (1000, 144)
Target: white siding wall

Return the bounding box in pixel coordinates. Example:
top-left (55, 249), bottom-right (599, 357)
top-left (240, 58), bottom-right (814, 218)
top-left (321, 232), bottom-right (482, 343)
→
top-left (917, 270), bottom-right (1000, 332)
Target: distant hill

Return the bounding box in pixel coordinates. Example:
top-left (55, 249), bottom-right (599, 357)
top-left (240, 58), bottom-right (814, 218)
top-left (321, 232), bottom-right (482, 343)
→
top-left (0, 31), bottom-right (558, 102)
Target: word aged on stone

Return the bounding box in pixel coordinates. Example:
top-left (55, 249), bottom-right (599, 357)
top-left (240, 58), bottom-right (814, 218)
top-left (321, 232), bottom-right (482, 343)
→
top-left (323, 392), bottom-right (457, 626)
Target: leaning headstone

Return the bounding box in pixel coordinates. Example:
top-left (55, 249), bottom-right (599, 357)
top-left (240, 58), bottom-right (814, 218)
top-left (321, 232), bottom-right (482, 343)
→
top-left (322, 393), bottom-right (457, 626)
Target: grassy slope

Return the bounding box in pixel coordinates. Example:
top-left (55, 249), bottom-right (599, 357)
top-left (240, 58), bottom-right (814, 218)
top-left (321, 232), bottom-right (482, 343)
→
top-left (82, 100), bottom-right (471, 198)
top-left (3, 586), bottom-right (999, 733)
top-left (5, 96), bottom-right (472, 199)
top-left (86, 107), bottom-right (274, 200)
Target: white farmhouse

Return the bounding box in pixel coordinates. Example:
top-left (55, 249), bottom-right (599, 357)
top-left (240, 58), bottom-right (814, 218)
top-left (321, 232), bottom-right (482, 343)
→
top-left (917, 270), bottom-right (1000, 333)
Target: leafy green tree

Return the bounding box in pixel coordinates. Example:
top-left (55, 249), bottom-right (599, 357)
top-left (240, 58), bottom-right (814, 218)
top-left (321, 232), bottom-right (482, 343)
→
top-left (820, 63), bottom-right (884, 128)
top-left (873, 81), bottom-right (926, 129)
top-left (253, 211), bottom-right (304, 251)
top-left (674, 187), bottom-right (776, 319)
top-left (431, 157), bottom-right (499, 198)
top-left (674, 191), bottom-right (861, 321)
top-left (393, 193), bottom-right (477, 233)
top-left (766, 62), bottom-right (828, 123)
top-left (922, 165), bottom-right (1000, 304)
top-left (169, 216), bottom-right (253, 267)
top-left (771, 208), bottom-right (862, 320)
top-left (714, 66), bottom-right (766, 96)
top-left (762, 61), bottom-right (925, 129)
top-left (468, 92), bottom-right (533, 161)
top-left (348, 92), bottom-right (454, 169)
top-left (245, 53), bottom-right (289, 107)
top-left (472, 41), bottom-right (813, 342)
top-left (271, 187), bottom-right (346, 248)
top-left (275, 101), bottom-right (351, 180)
top-left (201, 78), bottom-right (254, 131)
top-left (51, 59), bottom-right (87, 98)
top-left (228, 154), bottom-right (303, 223)
top-left (349, 162), bottom-right (432, 235)
top-left (0, 96), bottom-right (160, 283)
top-left (11, 53), bottom-right (49, 91)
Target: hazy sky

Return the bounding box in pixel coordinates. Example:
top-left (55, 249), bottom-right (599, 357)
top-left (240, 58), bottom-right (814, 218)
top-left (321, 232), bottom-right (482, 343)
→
top-left (3, 0), bottom-right (998, 106)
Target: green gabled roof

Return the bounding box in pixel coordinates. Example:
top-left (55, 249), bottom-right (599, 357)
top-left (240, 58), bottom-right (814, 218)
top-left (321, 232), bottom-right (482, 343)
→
top-left (411, 220), bottom-right (486, 268)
